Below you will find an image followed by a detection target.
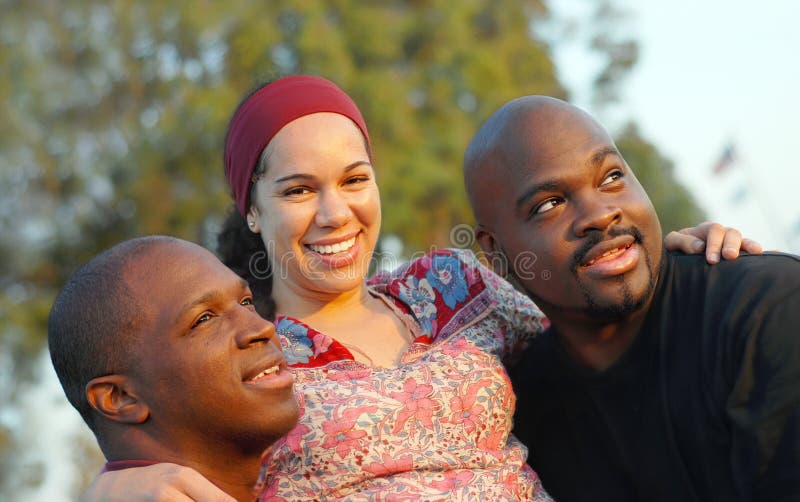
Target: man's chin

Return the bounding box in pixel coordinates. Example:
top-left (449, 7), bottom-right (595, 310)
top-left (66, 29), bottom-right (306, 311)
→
top-left (582, 293), bottom-right (649, 321)
top-left (580, 275), bottom-right (654, 322)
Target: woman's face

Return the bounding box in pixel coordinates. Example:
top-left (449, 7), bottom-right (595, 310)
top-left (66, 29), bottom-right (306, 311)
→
top-left (248, 112), bottom-right (381, 300)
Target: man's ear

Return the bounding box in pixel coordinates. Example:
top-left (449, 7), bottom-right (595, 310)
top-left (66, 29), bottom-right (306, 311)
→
top-left (475, 224), bottom-right (508, 278)
top-left (86, 375), bottom-right (149, 425)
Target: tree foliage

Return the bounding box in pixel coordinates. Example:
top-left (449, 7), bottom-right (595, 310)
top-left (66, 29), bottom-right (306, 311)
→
top-left (0, 0), bottom-right (703, 496)
top-left (1, 0), bottom-right (564, 348)
top-left (616, 123), bottom-right (705, 232)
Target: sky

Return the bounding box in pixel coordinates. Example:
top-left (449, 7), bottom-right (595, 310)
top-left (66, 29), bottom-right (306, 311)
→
top-left (551, 0), bottom-right (800, 253)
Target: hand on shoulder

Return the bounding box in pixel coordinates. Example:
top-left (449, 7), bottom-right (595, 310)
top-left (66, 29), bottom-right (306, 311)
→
top-left (81, 463), bottom-right (236, 502)
top-left (664, 221), bottom-right (763, 264)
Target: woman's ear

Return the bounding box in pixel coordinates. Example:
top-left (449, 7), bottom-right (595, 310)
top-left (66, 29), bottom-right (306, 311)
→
top-left (246, 207), bottom-right (261, 234)
top-left (86, 375), bottom-right (149, 425)
top-left (475, 224), bottom-right (508, 278)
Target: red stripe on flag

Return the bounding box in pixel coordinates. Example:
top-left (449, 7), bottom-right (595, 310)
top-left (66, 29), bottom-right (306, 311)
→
top-left (712, 144), bottom-right (736, 175)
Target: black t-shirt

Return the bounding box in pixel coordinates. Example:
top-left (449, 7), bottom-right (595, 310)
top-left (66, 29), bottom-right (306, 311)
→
top-left (511, 252), bottom-right (800, 502)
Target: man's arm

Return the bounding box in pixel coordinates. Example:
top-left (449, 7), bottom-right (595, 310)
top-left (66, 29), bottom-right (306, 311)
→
top-left (81, 463), bottom-right (236, 502)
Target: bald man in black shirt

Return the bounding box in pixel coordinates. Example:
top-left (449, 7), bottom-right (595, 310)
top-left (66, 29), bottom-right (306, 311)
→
top-left (464, 95), bottom-right (800, 502)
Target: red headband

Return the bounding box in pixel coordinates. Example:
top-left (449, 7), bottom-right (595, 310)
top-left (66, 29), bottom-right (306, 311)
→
top-left (224, 75), bottom-right (371, 216)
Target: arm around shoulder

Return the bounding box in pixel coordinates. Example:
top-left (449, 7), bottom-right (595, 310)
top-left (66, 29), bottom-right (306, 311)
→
top-left (81, 463), bottom-right (236, 502)
top-left (449, 248), bottom-right (549, 358)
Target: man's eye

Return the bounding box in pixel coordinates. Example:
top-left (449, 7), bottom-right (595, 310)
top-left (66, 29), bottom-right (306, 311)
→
top-left (601, 170), bottom-right (623, 186)
top-left (191, 312), bottom-right (213, 329)
top-left (534, 197), bottom-right (563, 215)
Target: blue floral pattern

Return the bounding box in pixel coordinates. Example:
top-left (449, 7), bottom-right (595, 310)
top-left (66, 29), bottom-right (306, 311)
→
top-left (276, 317), bottom-right (313, 364)
top-left (396, 275), bottom-right (437, 335)
top-left (426, 253), bottom-right (469, 309)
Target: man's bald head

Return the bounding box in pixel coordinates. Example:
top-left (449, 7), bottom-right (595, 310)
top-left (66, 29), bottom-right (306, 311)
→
top-left (464, 96), bottom-right (608, 229)
top-left (462, 95), bottom-right (662, 324)
top-left (48, 235), bottom-right (182, 434)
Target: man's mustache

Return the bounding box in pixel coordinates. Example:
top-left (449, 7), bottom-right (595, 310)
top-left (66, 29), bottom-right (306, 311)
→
top-left (569, 227), bottom-right (644, 272)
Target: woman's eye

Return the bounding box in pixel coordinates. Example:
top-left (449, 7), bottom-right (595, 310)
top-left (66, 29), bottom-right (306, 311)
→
top-left (344, 175), bottom-right (370, 186)
top-left (601, 169), bottom-right (623, 186)
top-left (283, 186), bottom-right (311, 197)
top-left (533, 197), bottom-right (564, 215)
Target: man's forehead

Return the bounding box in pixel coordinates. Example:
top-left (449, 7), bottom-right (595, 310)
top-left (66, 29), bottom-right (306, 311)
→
top-left (125, 246), bottom-right (246, 327)
top-left (466, 96), bottom-right (612, 221)
top-left (123, 242), bottom-right (220, 298)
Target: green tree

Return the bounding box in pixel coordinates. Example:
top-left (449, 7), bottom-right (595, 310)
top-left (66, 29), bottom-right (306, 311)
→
top-left (616, 123), bottom-right (705, 233)
top-left (0, 0), bottom-right (703, 497)
top-left (1, 0), bottom-right (566, 359)
top-left (0, 1), bottom-right (564, 495)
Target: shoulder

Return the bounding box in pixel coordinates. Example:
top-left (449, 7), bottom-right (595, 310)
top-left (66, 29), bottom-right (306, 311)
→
top-left (663, 252), bottom-right (800, 363)
top-left (364, 249), bottom-right (491, 340)
top-left (717, 252), bottom-right (799, 305)
top-left (714, 251), bottom-right (800, 279)
top-left (701, 253), bottom-right (800, 365)
top-left (368, 248), bottom-right (484, 288)
top-left (669, 251), bottom-right (800, 303)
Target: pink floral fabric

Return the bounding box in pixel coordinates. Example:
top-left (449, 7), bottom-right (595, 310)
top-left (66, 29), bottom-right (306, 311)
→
top-left (257, 249), bottom-right (552, 501)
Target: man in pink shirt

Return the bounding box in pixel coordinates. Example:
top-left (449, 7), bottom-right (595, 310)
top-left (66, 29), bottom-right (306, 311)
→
top-left (48, 236), bottom-right (298, 501)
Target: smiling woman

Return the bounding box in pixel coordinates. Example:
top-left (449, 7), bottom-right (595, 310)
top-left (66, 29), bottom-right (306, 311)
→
top-left (247, 112), bottom-right (382, 305)
top-left (217, 75), bottom-right (554, 500)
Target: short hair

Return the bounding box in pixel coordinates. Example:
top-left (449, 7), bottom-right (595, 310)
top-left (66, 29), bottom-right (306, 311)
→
top-left (48, 235), bottom-right (178, 434)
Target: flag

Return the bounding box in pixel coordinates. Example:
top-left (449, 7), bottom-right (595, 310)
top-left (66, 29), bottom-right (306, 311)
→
top-left (729, 184), bottom-right (749, 205)
top-left (712, 143), bottom-right (736, 175)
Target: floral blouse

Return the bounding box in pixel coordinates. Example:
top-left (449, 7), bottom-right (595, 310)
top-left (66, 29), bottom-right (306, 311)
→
top-left (256, 249), bottom-right (552, 501)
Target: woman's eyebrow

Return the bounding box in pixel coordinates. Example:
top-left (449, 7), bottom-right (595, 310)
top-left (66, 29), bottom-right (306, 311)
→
top-left (343, 160), bottom-right (372, 172)
top-left (273, 173), bottom-right (313, 184)
top-left (273, 160), bottom-right (372, 184)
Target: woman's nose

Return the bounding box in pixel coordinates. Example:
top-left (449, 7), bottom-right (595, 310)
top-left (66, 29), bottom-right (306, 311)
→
top-left (315, 190), bottom-right (352, 228)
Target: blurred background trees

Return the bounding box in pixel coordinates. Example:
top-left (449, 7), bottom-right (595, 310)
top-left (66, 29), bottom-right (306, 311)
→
top-left (0, 0), bottom-right (702, 498)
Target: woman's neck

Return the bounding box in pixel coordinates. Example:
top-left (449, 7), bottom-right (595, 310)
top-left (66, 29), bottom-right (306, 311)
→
top-left (272, 279), bottom-right (413, 367)
top-left (272, 279), bottom-right (373, 322)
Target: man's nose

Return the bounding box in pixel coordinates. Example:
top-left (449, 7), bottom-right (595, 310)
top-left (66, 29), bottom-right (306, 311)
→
top-left (234, 308), bottom-right (276, 349)
top-left (572, 196), bottom-right (622, 237)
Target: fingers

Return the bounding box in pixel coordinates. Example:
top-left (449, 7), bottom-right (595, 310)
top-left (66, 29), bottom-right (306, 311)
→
top-left (719, 228), bottom-right (743, 261)
top-left (741, 237), bottom-right (764, 255)
top-left (173, 467), bottom-right (237, 502)
top-left (694, 222), bottom-right (725, 263)
top-left (664, 221), bottom-right (764, 264)
top-left (663, 230), bottom-right (706, 256)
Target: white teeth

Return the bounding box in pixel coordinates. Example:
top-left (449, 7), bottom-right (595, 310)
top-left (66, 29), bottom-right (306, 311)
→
top-left (251, 365), bottom-right (279, 382)
top-left (308, 237), bottom-right (356, 255)
top-left (585, 244), bottom-right (631, 266)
